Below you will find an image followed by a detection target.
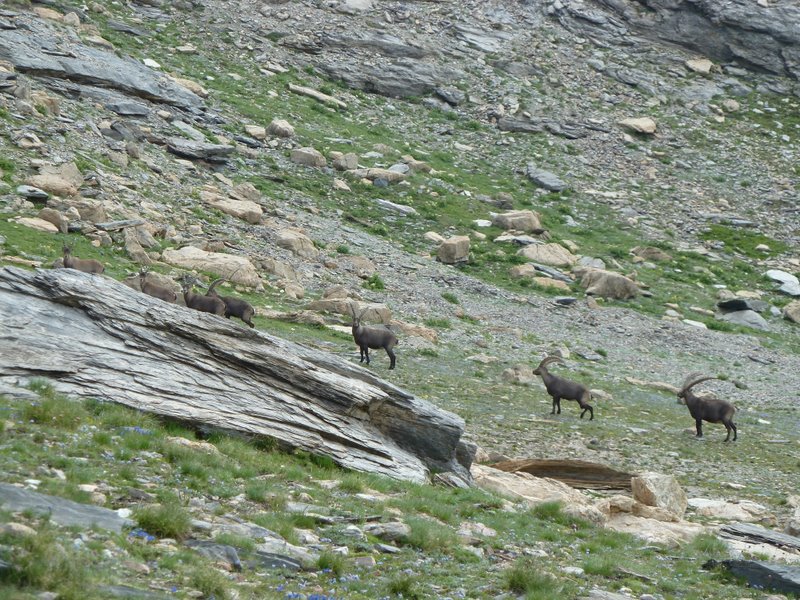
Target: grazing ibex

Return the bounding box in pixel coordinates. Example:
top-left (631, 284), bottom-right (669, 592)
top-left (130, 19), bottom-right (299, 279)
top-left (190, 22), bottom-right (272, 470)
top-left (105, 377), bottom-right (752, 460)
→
top-left (533, 356), bottom-right (594, 420)
top-left (180, 276), bottom-right (226, 316)
top-left (62, 245), bottom-right (104, 274)
top-left (206, 278), bottom-right (255, 328)
top-left (350, 305), bottom-right (398, 370)
top-left (139, 268), bottom-right (177, 303)
top-left (677, 373), bottom-right (737, 441)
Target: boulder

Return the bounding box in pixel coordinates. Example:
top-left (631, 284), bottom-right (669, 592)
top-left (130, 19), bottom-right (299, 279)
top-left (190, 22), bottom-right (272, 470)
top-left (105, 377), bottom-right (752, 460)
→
top-left (350, 168), bottom-right (407, 183)
top-left (290, 147), bottom-right (326, 168)
top-left (166, 138), bottom-right (234, 162)
top-left (424, 231), bottom-right (446, 244)
top-left (525, 164), bottom-right (567, 191)
top-left (509, 264), bottom-right (537, 279)
top-left (37, 208), bottom-right (68, 234)
top-left (686, 58), bottom-right (714, 74)
top-left (518, 243), bottom-right (577, 268)
top-left (333, 152), bottom-right (359, 171)
top-left (389, 320), bottom-right (437, 343)
top-left (276, 229), bottom-right (318, 259)
top-left (618, 117), bottom-right (657, 134)
top-left (437, 236), bottom-right (470, 264)
top-left (492, 210), bottom-right (543, 233)
top-left (784, 301), bottom-right (800, 324)
top-left (259, 257), bottom-right (299, 281)
top-left (161, 246), bottom-right (262, 289)
top-left (307, 299), bottom-right (391, 324)
top-left (631, 472), bottom-right (687, 519)
top-left (266, 119), bottom-right (294, 138)
top-left (15, 217), bottom-right (59, 233)
top-left (687, 498), bottom-right (770, 522)
top-left (717, 298), bottom-right (768, 313)
top-left (534, 277), bottom-right (570, 291)
top-left (604, 513), bottom-right (705, 547)
top-left (632, 246), bottom-right (672, 262)
top-left (244, 125), bottom-right (267, 140)
top-left (766, 269), bottom-right (800, 296)
top-left (576, 267), bottom-right (639, 300)
top-left (200, 190), bottom-right (263, 224)
top-left (501, 364), bottom-right (536, 385)
top-left (25, 162), bottom-right (83, 197)
top-left (718, 309), bottom-right (769, 331)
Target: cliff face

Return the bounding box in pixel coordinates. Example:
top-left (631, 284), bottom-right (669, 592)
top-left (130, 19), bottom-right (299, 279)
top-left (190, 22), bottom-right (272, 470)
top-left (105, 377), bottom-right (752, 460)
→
top-left (548, 0), bottom-right (800, 80)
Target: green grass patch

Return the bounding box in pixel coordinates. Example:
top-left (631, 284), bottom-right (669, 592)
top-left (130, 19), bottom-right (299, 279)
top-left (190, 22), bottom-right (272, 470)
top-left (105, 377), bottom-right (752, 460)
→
top-left (134, 496), bottom-right (191, 540)
top-left (700, 224), bottom-right (789, 258)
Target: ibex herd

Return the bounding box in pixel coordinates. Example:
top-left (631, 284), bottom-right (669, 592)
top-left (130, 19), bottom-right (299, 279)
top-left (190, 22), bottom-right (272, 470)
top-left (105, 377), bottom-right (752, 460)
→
top-left (56, 244), bottom-right (739, 440)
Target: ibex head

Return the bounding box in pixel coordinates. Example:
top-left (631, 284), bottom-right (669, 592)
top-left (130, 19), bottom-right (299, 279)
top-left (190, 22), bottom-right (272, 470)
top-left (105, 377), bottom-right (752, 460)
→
top-left (533, 355), bottom-right (563, 375)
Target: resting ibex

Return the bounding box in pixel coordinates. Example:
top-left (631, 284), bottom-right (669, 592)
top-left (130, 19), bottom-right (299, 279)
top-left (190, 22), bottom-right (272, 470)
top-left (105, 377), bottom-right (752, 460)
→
top-left (350, 305), bottom-right (398, 370)
top-left (533, 356), bottom-right (594, 420)
top-left (180, 276), bottom-right (226, 316)
top-left (677, 373), bottom-right (737, 441)
top-left (139, 268), bottom-right (177, 303)
top-left (62, 245), bottom-right (104, 274)
top-left (206, 278), bottom-right (255, 328)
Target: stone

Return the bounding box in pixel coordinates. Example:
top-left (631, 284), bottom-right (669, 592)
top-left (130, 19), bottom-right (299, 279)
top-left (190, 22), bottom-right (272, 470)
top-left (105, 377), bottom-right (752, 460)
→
top-left (604, 513), bottom-right (705, 547)
top-left (308, 299), bottom-right (391, 324)
top-left (388, 320), bottom-right (438, 343)
top-left (766, 270), bottom-right (800, 296)
top-left (518, 243), bottom-right (577, 268)
top-left (244, 125), bottom-right (267, 140)
top-left (267, 118), bottom-right (295, 138)
top-left (717, 298), bottom-right (769, 313)
top-left (166, 436), bottom-right (220, 454)
top-left (200, 190), bottom-right (263, 224)
top-left (501, 364), bottom-right (536, 385)
top-left (276, 228), bottom-right (318, 259)
top-left (784, 301), bottom-right (800, 324)
top-left (424, 231), bottom-right (445, 244)
top-left (718, 309), bottom-right (769, 331)
top-left (351, 168), bottom-right (407, 183)
top-left (632, 246), bottom-right (672, 262)
top-left (576, 268), bottom-right (639, 300)
top-left (166, 138), bottom-right (233, 162)
top-left (333, 152), bottom-right (359, 171)
top-left (16, 185), bottom-right (49, 201)
top-left (534, 277), bottom-right (570, 291)
top-left (16, 217), bottom-right (59, 233)
top-left (686, 58), bottom-right (714, 74)
top-left (364, 521), bottom-right (411, 542)
top-left (618, 117), bottom-right (657, 134)
top-left (525, 164), bottom-right (567, 191)
top-left (509, 264), bottom-right (537, 279)
top-left (291, 147), bottom-right (326, 167)
top-left (25, 162), bottom-right (83, 197)
top-left (631, 472), bottom-right (687, 519)
top-left (437, 236), bottom-right (470, 264)
top-left (687, 498), bottom-right (770, 522)
top-left (0, 522), bottom-right (37, 537)
top-left (492, 210), bottom-right (543, 233)
top-left (161, 247), bottom-right (262, 289)
top-left (472, 465), bottom-right (606, 525)
top-left (37, 208), bottom-right (69, 234)
top-left (0, 482), bottom-right (132, 532)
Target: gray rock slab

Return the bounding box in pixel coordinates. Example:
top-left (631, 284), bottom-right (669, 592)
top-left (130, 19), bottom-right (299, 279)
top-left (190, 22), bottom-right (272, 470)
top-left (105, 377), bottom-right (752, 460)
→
top-left (105, 101), bottom-right (150, 116)
top-left (0, 482), bottom-right (133, 532)
top-left (706, 560), bottom-right (800, 595)
top-left (185, 540), bottom-right (242, 571)
top-left (166, 137), bottom-right (235, 162)
top-left (718, 309), bottom-right (769, 331)
top-left (319, 60), bottom-right (463, 99)
top-left (248, 550), bottom-right (302, 571)
top-left (525, 164), bottom-right (567, 191)
top-left (0, 381), bottom-right (38, 399)
top-left (0, 18), bottom-right (201, 108)
top-left (16, 185), bottom-right (49, 201)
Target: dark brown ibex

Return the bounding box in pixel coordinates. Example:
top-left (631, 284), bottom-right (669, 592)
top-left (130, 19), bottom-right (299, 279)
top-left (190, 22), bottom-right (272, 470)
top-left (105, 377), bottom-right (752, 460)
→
top-left (533, 356), bottom-right (594, 420)
top-left (62, 244), bottom-right (104, 274)
top-left (139, 268), bottom-right (177, 303)
top-left (206, 278), bottom-right (255, 328)
top-left (180, 276), bottom-right (226, 316)
top-left (677, 373), bottom-right (737, 441)
top-left (350, 304), bottom-right (398, 370)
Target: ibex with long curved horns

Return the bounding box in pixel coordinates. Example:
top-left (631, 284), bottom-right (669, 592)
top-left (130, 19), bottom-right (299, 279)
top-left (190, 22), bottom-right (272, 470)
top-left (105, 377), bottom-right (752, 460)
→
top-left (677, 373), bottom-right (737, 441)
top-left (206, 277), bottom-right (255, 328)
top-left (533, 356), bottom-right (594, 420)
top-left (350, 304), bottom-right (398, 370)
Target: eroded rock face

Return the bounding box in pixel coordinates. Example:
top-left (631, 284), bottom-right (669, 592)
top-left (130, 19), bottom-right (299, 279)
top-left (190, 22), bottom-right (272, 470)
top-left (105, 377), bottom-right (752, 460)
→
top-left (576, 267), bottom-right (639, 300)
top-left (518, 243), bottom-right (577, 268)
top-left (276, 229), bottom-right (318, 259)
top-left (492, 210), bottom-right (543, 233)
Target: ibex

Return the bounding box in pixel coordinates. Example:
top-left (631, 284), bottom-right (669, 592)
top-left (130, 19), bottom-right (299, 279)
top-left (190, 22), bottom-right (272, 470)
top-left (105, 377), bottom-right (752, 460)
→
top-left (677, 373), bottom-right (737, 441)
top-left (62, 245), bottom-right (104, 274)
top-left (139, 268), bottom-right (177, 303)
top-left (533, 356), bottom-right (594, 420)
top-left (350, 305), bottom-right (398, 370)
top-left (206, 278), bottom-right (255, 328)
top-left (180, 276), bottom-right (226, 316)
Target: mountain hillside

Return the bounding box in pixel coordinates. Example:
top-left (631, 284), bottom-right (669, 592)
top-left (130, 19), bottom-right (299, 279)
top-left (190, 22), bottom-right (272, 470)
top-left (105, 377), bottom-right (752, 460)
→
top-left (0, 0), bottom-right (799, 598)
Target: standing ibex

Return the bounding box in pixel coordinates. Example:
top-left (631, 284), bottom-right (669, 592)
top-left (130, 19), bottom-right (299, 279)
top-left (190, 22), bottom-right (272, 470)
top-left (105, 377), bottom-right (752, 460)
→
top-left (677, 373), bottom-right (737, 441)
top-left (180, 276), bottom-right (226, 316)
top-left (533, 356), bottom-right (594, 420)
top-left (350, 304), bottom-right (398, 370)
top-left (206, 278), bottom-right (255, 328)
top-left (62, 245), bottom-right (104, 274)
top-left (139, 268), bottom-right (177, 303)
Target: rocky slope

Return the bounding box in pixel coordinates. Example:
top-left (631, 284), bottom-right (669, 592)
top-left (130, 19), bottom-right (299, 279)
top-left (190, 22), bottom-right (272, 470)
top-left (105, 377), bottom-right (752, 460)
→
top-left (0, 0), bottom-right (799, 596)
